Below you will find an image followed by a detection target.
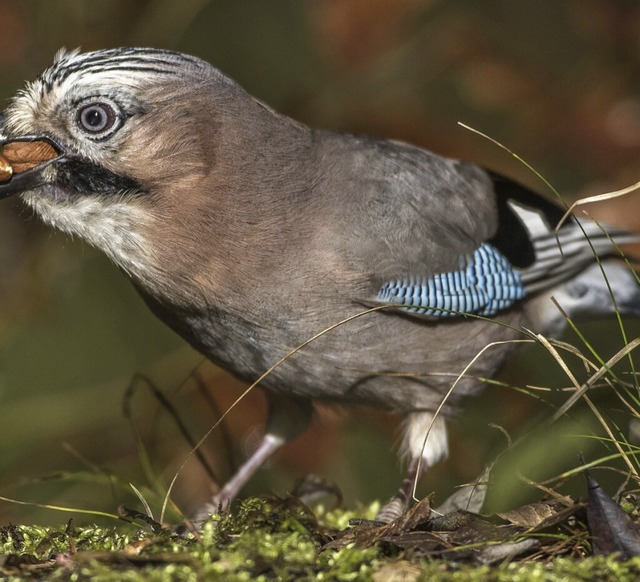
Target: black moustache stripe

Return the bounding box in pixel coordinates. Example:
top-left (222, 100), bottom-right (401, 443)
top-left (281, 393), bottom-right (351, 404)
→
top-left (56, 158), bottom-right (142, 197)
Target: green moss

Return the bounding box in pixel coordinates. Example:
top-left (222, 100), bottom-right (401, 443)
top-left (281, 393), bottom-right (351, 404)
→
top-left (315, 501), bottom-right (380, 531)
top-left (410, 556), bottom-right (640, 581)
top-left (197, 497), bottom-right (372, 580)
top-left (0, 522), bottom-right (132, 557)
top-left (1, 499), bottom-right (640, 581)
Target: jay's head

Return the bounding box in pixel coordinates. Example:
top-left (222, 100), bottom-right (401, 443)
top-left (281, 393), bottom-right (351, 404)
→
top-left (0, 48), bottom-right (296, 298)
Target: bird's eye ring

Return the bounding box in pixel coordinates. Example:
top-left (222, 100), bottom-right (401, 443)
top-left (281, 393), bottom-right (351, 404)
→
top-left (76, 102), bottom-right (121, 138)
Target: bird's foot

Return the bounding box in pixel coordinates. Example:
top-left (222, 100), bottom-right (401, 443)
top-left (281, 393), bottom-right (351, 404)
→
top-left (375, 496), bottom-right (409, 523)
top-left (192, 492), bottom-right (233, 523)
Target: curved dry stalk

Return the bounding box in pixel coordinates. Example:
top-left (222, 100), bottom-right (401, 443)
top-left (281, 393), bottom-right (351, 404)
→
top-left (160, 304), bottom-right (391, 523)
top-left (540, 337), bottom-right (640, 480)
top-left (457, 122), bottom-right (563, 203)
top-left (555, 181), bottom-right (640, 231)
top-left (411, 338), bottom-right (532, 502)
top-left (580, 393), bottom-right (639, 477)
top-left (541, 335), bottom-right (601, 374)
top-left (551, 337), bottom-right (640, 421)
top-left (517, 473), bottom-right (574, 507)
top-left (536, 333), bottom-right (581, 390)
top-left (130, 482), bottom-right (154, 520)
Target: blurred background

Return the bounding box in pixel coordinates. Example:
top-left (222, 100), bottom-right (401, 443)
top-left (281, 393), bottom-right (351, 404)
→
top-left (1, 0), bottom-right (640, 525)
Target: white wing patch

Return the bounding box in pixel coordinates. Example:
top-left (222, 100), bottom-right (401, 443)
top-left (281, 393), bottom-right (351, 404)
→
top-left (508, 200), bottom-right (639, 293)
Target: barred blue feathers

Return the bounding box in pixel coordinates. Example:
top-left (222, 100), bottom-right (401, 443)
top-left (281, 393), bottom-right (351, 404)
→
top-left (377, 243), bottom-right (526, 317)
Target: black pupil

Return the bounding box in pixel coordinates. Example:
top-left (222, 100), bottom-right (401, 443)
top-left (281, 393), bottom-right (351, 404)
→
top-left (85, 108), bottom-right (104, 127)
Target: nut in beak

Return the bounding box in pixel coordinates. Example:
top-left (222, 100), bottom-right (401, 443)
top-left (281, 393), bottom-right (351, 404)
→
top-left (0, 154), bottom-right (12, 182)
top-left (0, 140), bottom-right (60, 183)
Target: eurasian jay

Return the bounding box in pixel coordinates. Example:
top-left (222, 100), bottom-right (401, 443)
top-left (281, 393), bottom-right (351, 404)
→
top-left (0, 48), bottom-right (638, 521)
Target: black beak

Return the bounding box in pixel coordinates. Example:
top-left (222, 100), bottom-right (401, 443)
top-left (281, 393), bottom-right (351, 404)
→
top-left (0, 134), bottom-right (66, 199)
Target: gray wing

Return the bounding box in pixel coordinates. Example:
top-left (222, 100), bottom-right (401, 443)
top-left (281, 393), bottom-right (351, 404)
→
top-left (317, 133), bottom-right (638, 317)
top-left (319, 134), bottom-right (499, 285)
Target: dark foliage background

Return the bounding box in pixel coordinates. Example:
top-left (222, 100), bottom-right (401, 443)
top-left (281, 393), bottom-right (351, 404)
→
top-left (0, 0), bottom-right (639, 524)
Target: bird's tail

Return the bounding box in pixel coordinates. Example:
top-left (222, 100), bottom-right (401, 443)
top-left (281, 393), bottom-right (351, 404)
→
top-left (512, 199), bottom-right (640, 294)
top-left (530, 259), bottom-right (640, 337)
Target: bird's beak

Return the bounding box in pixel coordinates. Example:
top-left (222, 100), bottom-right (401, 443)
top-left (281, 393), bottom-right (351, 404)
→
top-left (0, 135), bottom-right (65, 199)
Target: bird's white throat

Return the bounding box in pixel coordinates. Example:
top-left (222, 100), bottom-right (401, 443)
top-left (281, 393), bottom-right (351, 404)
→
top-left (22, 191), bottom-right (158, 282)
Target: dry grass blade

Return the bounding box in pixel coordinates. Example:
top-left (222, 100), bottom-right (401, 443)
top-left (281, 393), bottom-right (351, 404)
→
top-left (160, 304), bottom-right (392, 522)
top-left (535, 334), bottom-right (640, 478)
top-left (551, 337), bottom-right (640, 421)
top-left (555, 181), bottom-right (640, 231)
top-left (582, 393), bottom-right (638, 477)
top-left (517, 474), bottom-right (574, 507)
top-left (457, 122), bottom-right (562, 200)
top-left (130, 482), bottom-right (154, 520)
top-left (412, 338), bottom-right (531, 502)
top-left (535, 333), bottom-right (581, 389)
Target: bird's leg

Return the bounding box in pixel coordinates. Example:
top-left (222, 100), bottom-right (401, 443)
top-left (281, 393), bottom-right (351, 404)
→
top-left (376, 411), bottom-right (448, 523)
top-left (193, 432), bottom-right (286, 520)
top-left (375, 456), bottom-right (423, 523)
top-left (193, 393), bottom-right (313, 521)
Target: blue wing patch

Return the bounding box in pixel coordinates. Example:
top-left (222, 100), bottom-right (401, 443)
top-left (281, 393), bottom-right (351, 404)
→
top-left (376, 243), bottom-right (526, 317)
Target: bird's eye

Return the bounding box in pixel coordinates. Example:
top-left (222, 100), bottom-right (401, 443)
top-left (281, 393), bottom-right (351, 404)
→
top-left (76, 102), bottom-right (121, 138)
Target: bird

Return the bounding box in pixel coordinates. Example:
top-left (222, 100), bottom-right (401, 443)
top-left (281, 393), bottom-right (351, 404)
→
top-left (0, 47), bottom-right (638, 522)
